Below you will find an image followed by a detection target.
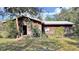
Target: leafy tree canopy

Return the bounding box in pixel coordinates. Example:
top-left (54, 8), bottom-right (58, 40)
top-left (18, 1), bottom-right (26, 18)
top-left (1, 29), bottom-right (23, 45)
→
top-left (0, 7), bottom-right (43, 20)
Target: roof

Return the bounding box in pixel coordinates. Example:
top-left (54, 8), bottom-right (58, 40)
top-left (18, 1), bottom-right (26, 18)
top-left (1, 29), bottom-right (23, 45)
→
top-left (2, 16), bottom-right (74, 26)
top-left (43, 21), bottom-right (73, 25)
top-left (17, 16), bottom-right (42, 23)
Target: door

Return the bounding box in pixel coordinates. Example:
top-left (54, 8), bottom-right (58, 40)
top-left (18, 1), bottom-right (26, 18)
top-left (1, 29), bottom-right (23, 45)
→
top-left (23, 25), bottom-right (27, 35)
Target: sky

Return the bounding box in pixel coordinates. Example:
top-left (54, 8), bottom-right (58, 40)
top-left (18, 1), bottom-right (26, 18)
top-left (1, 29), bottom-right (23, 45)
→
top-left (40, 7), bottom-right (62, 19)
top-left (0, 7), bottom-right (62, 21)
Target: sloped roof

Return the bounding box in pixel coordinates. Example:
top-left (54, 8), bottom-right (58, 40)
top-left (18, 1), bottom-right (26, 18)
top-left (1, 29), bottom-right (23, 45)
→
top-left (21, 16), bottom-right (73, 25)
top-left (17, 16), bottom-right (42, 22)
top-left (43, 21), bottom-right (73, 25)
top-left (2, 16), bottom-right (74, 26)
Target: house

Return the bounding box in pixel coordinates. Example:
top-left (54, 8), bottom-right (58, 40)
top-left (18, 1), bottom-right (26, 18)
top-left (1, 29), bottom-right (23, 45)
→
top-left (15, 16), bottom-right (73, 37)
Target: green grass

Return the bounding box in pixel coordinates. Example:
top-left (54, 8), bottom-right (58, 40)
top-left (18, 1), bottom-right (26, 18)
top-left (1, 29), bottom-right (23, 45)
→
top-left (0, 37), bottom-right (79, 51)
top-left (0, 38), bottom-right (15, 44)
top-left (47, 36), bottom-right (79, 51)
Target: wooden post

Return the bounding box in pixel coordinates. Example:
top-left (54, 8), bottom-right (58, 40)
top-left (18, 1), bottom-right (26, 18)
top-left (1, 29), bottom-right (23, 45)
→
top-left (16, 17), bottom-right (19, 38)
top-left (42, 24), bottom-right (45, 34)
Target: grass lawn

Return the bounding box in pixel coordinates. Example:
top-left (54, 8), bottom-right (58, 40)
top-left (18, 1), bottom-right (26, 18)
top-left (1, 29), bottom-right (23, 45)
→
top-left (0, 38), bottom-right (15, 44)
top-left (0, 37), bottom-right (79, 51)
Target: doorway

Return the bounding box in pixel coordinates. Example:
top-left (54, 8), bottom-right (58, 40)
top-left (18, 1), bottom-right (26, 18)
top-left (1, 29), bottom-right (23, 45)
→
top-left (23, 25), bottom-right (27, 35)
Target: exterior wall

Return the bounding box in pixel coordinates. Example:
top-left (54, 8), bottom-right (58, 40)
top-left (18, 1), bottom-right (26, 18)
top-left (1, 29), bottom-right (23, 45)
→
top-left (44, 27), bottom-right (56, 35)
top-left (18, 18), bottom-right (42, 36)
top-left (22, 20), bottom-right (32, 36)
top-left (32, 22), bottom-right (42, 32)
top-left (26, 22), bottom-right (42, 36)
top-left (27, 22), bottom-right (32, 36)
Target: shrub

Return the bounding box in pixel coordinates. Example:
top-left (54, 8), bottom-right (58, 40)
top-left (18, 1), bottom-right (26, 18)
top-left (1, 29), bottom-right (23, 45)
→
top-left (32, 27), bottom-right (41, 37)
top-left (53, 27), bottom-right (64, 38)
top-left (3, 20), bottom-right (17, 38)
top-left (0, 31), bottom-right (10, 38)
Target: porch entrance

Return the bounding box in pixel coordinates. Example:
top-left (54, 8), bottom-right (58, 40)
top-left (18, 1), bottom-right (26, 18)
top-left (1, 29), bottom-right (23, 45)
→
top-left (23, 25), bottom-right (27, 35)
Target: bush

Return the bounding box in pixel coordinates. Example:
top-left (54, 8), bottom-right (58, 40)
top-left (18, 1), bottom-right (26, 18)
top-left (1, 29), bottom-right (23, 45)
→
top-left (74, 28), bottom-right (79, 36)
top-left (32, 27), bottom-right (41, 37)
top-left (0, 31), bottom-right (10, 38)
top-left (3, 20), bottom-right (17, 38)
top-left (53, 27), bottom-right (64, 38)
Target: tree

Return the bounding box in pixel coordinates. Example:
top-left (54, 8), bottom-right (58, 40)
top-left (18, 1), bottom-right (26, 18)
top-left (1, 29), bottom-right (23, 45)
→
top-left (45, 15), bottom-right (54, 21)
top-left (4, 7), bottom-right (42, 18)
top-left (55, 7), bottom-right (79, 37)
